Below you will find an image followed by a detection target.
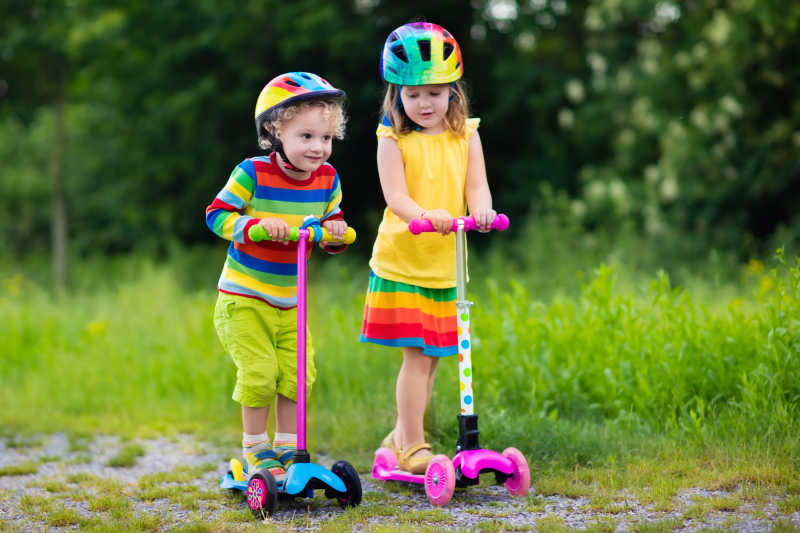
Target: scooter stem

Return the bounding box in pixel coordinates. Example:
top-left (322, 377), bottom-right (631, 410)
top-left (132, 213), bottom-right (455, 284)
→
top-left (296, 230), bottom-right (308, 453)
top-left (455, 220), bottom-right (475, 416)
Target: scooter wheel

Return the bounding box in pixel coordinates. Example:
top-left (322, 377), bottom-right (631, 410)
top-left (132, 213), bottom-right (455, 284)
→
top-left (247, 471), bottom-right (277, 519)
top-left (327, 460), bottom-right (362, 507)
top-left (424, 455), bottom-right (455, 506)
top-left (373, 446), bottom-right (398, 475)
top-left (501, 447), bottom-right (531, 497)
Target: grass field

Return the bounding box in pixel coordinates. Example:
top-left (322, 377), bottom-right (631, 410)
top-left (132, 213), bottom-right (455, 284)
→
top-left (1, 219), bottom-right (799, 494)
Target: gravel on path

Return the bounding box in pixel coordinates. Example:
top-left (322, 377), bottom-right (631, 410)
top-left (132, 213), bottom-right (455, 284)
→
top-left (1, 434), bottom-right (798, 532)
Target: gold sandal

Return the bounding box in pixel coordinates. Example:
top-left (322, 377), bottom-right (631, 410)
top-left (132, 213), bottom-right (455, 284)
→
top-left (398, 443), bottom-right (432, 474)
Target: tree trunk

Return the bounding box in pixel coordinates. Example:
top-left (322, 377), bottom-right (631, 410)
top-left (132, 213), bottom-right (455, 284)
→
top-left (51, 97), bottom-right (68, 290)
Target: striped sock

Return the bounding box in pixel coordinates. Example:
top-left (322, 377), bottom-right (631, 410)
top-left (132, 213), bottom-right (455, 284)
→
top-left (273, 432), bottom-right (297, 467)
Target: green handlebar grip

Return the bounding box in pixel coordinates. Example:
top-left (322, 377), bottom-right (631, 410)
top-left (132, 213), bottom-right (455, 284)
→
top-left (248, 225), bottom-right (300, 242)
top-left (248, 224), bottom-right (355, 244)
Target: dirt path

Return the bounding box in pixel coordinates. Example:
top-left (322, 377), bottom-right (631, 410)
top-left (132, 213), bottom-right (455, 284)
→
top-left (1, 434), bottom-right (797, 531)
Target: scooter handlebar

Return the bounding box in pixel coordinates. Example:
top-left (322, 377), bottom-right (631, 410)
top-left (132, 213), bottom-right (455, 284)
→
top-left (248, 224), bottom-right (356, 244)
top-left (408, 214), bottom-right (509, 235)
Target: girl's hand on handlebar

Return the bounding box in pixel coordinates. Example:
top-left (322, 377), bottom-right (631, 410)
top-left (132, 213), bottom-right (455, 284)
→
top-left (322, 219), bottom-right (347, 243)
top-left (257, 218), bottom-right (291, 244)
top-left (422, 209), bottom-right (453, 235)
top-left (471, 207), bottom-right (497, 232)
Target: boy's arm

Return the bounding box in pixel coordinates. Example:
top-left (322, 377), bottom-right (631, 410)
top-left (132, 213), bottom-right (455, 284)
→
top-left (205, 160), bottom-right (260, 244)
top-left (319, 170), bottom-right (348, 254)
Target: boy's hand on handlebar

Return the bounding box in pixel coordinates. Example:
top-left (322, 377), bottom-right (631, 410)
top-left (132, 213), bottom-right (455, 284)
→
top-left (471, 207), bottom-right (497, 232)
top-left (257, 218), bottom-right (291, 244)
top-left (322, 219), bottom-right (347, 243)
top-left (422, 209), bottom-right (453, 235)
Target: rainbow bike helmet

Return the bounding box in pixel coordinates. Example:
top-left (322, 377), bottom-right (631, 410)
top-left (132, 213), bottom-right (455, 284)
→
top-left (380, 22), bottom-right (463, 85)
top-left (254, 72), bottom-right (345, 171)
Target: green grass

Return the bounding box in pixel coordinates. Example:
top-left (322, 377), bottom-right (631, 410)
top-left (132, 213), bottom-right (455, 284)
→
top-left (107, 443), bottom-right (146, 467)
top-left (1, 221), bottom-right (798, 491)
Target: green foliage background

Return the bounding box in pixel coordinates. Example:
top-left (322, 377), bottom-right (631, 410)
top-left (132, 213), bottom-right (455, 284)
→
top-left (1, 0), bottom-right (799, 261)
top-left (1, 0), bottom-right (799, 476)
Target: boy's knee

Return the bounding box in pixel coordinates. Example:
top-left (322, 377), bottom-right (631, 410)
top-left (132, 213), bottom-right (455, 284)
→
top-left (234, 366), bottom-right (278, 406)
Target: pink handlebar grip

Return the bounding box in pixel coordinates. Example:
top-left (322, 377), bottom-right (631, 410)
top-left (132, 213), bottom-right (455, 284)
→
top-left (408, 214), bottom-right (509, 235)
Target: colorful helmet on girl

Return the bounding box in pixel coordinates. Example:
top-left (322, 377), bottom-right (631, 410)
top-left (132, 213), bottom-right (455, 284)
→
top-left (380, 22), bottom-right (463, 85)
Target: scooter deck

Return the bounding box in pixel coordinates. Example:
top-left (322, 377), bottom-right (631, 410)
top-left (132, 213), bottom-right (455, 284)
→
top-left (220, 459), bottom-right (346, 496)
top-left (372, 467), bottom-right (425, 484)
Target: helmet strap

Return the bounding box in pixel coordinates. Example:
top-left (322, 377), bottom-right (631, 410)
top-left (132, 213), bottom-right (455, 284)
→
top-left (263, 129), bottom-right (306, 173)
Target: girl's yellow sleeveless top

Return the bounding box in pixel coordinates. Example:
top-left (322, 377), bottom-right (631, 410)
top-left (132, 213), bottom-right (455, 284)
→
top-left (369, 118), bottom-right (480, 288)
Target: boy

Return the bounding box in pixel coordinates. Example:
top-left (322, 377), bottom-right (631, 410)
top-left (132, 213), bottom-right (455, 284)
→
top-left (206, 72), bottom-right (348, 481)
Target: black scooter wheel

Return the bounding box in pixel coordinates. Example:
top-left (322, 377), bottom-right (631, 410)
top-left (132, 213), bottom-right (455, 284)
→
top-left (326, 460), bottom-right (362, 507)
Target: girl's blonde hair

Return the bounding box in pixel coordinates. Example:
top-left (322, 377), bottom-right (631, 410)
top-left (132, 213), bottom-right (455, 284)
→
top-left (259, 97), bottom-right (347, 151)
top-left (381, 80), bottom-right (469, 136)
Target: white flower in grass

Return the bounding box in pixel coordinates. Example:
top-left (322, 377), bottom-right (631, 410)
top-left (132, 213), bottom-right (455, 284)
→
top-left (587, 52), bottom-right (607, 74)
top-left (690, 107), bottom-right (710, 133)
top-left (585, 6), bottom-right (604, 30)
top-left (645, 165), bottom-right (660, 184)
top-left (586, 180), bottom-right (607, 203)
top-left (720, 95), bottom-right (743, 118)
top-left (516, 32), bottom-right (536, 51)
top-left (558, 108), bottom-right (575, 129)
top-left (705, 10), bottom-right (733, 46)
top-left (659, 175), bottom-right (679, 202)
top-left (571, 200), bottom-right (587, 220)
top-left (565, 79), bottom-right (585, 103)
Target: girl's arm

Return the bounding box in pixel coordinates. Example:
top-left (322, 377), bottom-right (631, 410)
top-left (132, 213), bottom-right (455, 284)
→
top-left (377, 136), bottom-right (420, 222)
top-left (464, 131), bottom-right (496, 231)
top-left (378, 136), bottom-right (452, 234)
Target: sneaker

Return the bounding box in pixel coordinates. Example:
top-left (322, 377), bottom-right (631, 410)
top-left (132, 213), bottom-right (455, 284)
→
top-left (243, 442), bottom-right (286, 483)
top-left (273, 445), bottom-right (296, 470)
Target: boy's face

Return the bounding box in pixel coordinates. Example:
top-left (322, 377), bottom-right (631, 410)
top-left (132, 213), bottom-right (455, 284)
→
top-left (277, 106), bottom-right (335, 177)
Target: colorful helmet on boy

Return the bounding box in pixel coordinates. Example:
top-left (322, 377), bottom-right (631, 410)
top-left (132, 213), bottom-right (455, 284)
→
top-left (254, 72), bottom-right (344, 136)
top-left (380, 22), bottom-right (463, 85)
top-left (254, 72), bottom-right (344, 171)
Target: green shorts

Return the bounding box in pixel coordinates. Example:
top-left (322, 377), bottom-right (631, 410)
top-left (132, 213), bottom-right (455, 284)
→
top-left (213, 292), bottom-right (316, 407)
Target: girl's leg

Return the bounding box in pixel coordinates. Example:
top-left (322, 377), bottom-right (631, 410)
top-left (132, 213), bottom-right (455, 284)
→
top-left (394, 346), bottom-right (439, 457)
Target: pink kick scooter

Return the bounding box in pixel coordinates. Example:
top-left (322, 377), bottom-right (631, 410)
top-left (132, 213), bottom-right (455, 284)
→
top-left (221, 221), bottom-right (362, 519)
top-left (371, 214), bottom-right (531, 506)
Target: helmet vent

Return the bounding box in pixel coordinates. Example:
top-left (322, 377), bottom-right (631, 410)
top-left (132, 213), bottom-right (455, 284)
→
top-left (391, 43), bottom-right (408, 63)
top-left (443, 42), bottom-right (454, 60)
top-left (417, 39), bottom-right (431, 61)
top-left (285, 79), bottom-right (301, 87)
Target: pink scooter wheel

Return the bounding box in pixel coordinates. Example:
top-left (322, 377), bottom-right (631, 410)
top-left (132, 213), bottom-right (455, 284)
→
top-left (373, 447), bottom-right (398, 473)
top-left (424, 455), bottom-right (455, 506)
top-left (501, 447), bottom-right (531, 496)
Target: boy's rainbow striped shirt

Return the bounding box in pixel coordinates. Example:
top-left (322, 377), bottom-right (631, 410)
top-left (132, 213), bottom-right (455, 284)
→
top-left (205, 153), bottom-right (344, 308)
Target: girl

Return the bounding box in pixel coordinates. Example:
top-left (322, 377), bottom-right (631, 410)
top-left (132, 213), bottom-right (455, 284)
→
top-left (361, 22), bottom-right (496, 474)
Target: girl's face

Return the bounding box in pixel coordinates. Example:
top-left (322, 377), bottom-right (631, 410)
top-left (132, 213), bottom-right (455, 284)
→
top-left (400, 84), bottom-right (451, 134)
top-left (277, 106), bottom-right (335, 179)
